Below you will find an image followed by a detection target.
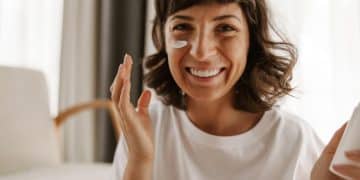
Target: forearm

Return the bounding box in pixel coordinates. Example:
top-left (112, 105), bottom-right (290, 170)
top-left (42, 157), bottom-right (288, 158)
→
top-left (123, 158), bottom-right (153, 180)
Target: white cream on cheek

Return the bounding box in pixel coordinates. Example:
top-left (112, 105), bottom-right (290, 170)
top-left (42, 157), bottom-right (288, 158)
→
top-left (171, 40), bottom-right (188, 49)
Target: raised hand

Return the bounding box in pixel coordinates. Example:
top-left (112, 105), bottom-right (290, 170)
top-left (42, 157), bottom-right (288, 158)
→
top-left (311, 123), bottom-right (360, 180)
top-left (110, 54), bottom-right (154, 162)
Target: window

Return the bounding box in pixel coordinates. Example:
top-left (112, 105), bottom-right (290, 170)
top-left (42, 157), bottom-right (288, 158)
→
top-left (0, 0), bottom-right (64, 115)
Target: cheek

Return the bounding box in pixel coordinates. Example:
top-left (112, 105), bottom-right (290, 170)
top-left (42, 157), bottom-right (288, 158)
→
top-left (221, 36), bottom-right (249, 58)
top-left (164, 27), bottom-right (191, 86)
top-left (220, 37), bottom-right (249, 82)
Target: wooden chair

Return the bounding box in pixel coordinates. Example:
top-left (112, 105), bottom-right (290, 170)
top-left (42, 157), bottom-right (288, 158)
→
top-left (54, 99), bottom-right (121, 141)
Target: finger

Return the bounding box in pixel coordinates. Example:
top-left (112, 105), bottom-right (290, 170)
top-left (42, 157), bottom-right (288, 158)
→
top-left (345, 150), bottom-right (360, 162)
top-left (118, 54), bottom-right (137, 131)
top-left (118, 78), bottom-right (133, 117)
top-left (110, 64), bottom-right (122, 92)
top-left (112, 101), bottom-right (130, 145)
top-left (110, 64), bottom-right (124, 102)
top-left (111, 53), bottom-right (132, 101)
top-left (324, 122), bottom-right (348, 153)
top-left (137, 90), bottom-right (152, 116)
top-left (124, 53), bottom-right (133, 80)
top-left (110, 65), bottom-right (120, 92)
top-left (117, 79), bottom-right (134, 140)
top-left (332, 164), bottom-right (360, 179)
top-left (120, 54), bottom-right (133, 108)
top-left (119, 78), bottom-right (144, 142)
top-left (118, 53), bottom-right (133, 109)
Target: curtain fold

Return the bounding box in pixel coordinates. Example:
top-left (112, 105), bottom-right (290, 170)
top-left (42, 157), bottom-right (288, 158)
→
top-left (96, 0), bottom-right (147, 162)
top-left (59, 0), bottom-right (98, 162)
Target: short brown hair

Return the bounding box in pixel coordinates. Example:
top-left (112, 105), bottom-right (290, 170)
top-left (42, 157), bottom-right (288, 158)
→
top-left (144, 0), bottom-right (297, 113)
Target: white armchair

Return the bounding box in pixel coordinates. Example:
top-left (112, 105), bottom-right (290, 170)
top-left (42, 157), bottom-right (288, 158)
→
top-left (0, 66), bottom-right (120, 179)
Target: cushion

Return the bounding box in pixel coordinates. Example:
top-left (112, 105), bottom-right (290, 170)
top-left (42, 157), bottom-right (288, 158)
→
top-left (0, 66), bottom-right (61, 174)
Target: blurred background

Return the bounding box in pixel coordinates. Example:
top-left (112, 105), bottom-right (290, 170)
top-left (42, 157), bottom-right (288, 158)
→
top-left (0, 0), bottom-right (359, 164)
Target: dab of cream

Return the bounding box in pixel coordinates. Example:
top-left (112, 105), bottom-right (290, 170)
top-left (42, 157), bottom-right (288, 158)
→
top-left (172, 40), bottom-right (188, 49)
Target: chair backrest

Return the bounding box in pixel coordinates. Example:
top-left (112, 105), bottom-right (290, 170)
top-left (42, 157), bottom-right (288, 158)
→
top-left (0, 66), bottom-right (61, 174)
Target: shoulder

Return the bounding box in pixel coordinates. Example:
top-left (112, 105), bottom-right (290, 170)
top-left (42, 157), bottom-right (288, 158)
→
top-left (267, 107), bottom-right (325, 178)
top-left (269, 106), bottom-right (325, 148)
top-left (271, 107), bottom-right (315, 135)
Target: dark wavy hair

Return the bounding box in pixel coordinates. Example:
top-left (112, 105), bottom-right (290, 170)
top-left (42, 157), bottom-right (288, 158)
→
top-left (144, 0), bottom-right (297, 113)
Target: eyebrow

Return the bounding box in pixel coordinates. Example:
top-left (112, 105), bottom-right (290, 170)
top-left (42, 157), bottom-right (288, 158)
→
top-left (169, 15), bottom-right (194, 21)
top-left (169, 14), bottom-right (242, 23)
top-left (213, 15), bottom-right (241, 22)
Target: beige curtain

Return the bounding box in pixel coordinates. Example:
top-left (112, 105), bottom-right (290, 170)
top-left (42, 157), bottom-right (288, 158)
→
top-left (0, 0), bottom-right (63, 115)
top-left (270, 0), bottom-right (360, 142)
top-left (59, 0), bottom-right (98, 162)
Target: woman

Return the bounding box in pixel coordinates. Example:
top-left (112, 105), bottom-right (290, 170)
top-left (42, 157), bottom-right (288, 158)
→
top-left (110, 0), bottom-right (360, 179)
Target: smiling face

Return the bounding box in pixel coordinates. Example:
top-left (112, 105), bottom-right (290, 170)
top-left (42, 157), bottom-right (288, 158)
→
top-left (164, 2), bottom-right (250, 103)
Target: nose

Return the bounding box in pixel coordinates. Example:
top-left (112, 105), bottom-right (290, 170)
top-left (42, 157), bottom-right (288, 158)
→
top-left (190, 30), bottom-right (217, 61)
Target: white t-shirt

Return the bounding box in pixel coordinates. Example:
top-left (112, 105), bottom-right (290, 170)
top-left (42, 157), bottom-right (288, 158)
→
top-left (112, 98), bottom-right (324, 180)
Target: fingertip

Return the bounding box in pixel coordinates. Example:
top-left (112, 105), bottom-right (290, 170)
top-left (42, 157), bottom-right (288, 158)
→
top-left (144, 90), bottom-right (152, 103)
top-left (123, 53), bottom-right (129, 66)
top-left (138, 90), bottom-right (151, 108)
top-left (341, 122), bottom-right (348, 130)
top-left (128, 54), bottom-right (133, 65)
top-left (326, 123), bottom-right (348, 152)
top-left (144, 89), bottom-right (151, 98)
top-left (124, 53), bottom-right (133, 65)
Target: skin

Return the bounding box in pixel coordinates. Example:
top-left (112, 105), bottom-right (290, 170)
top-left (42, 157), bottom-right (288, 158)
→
top-left (110, 2), bottom-right (360, 180)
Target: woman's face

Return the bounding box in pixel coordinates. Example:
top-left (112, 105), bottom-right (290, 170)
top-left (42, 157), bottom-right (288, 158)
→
top-left (164, 2), bottom-right (250, 103)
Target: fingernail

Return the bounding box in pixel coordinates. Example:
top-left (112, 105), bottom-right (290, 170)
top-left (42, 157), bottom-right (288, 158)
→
top-left (125, 53), bottom-right (134, 64)
top-left (345, 150), bottom-right (360, 157)
top-left (125, 53), bottom-right (131, 63)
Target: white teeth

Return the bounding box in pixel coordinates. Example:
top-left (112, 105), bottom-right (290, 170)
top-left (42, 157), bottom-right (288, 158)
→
top-left (189, 68), bottom-right (221, 78)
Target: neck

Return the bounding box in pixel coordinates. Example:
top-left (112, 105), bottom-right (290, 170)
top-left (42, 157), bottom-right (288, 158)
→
top-left (186, 92), bottom-right (263, 136)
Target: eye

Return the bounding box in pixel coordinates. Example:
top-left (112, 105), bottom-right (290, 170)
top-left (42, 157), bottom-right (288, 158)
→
top-left (172, 23), bottom-right (193, 32)
top-left (216, 24), bottom-right (238, 33)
